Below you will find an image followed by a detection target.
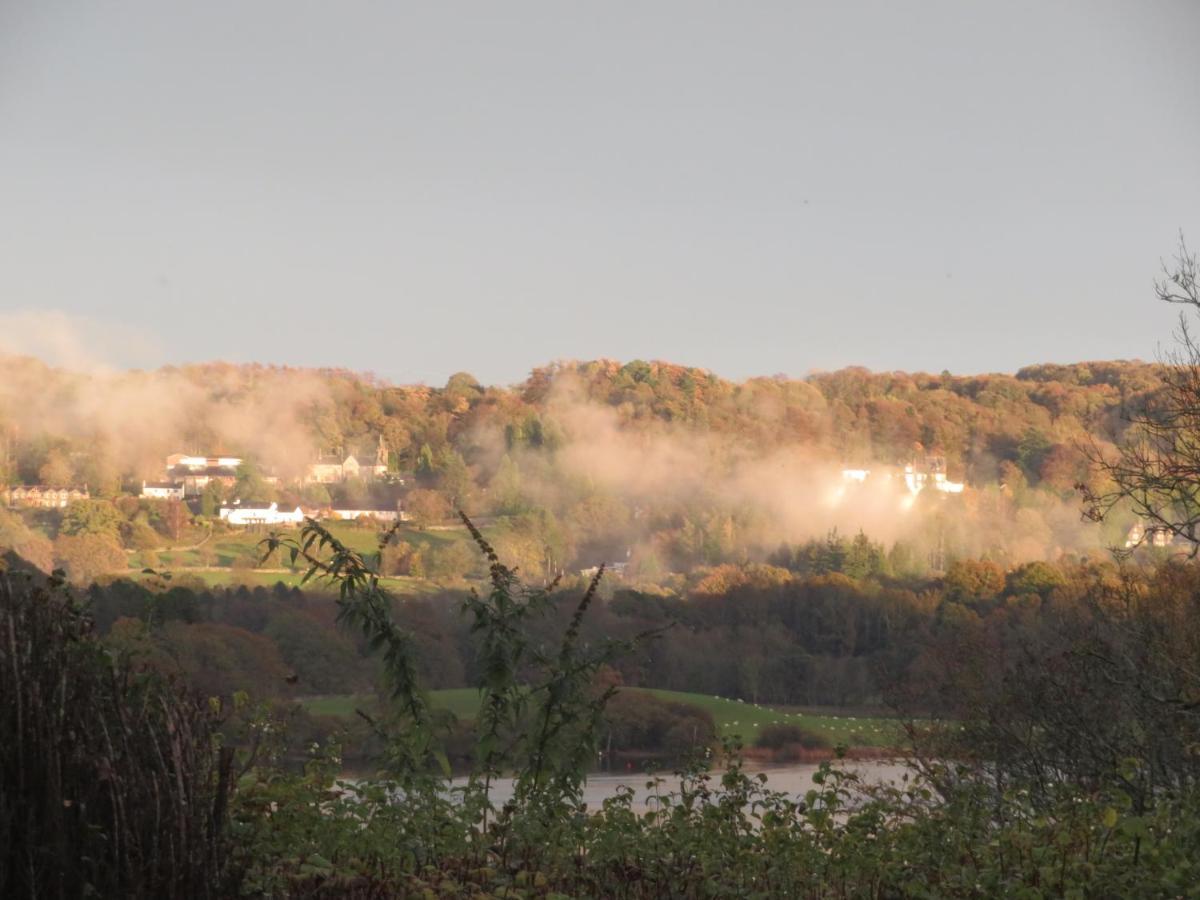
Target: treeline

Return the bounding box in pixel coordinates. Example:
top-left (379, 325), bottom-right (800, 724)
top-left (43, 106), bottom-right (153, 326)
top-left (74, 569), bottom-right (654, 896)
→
top-left (2, 355), bottom-right (1156, 478)
top-left (78, 547), bottom-right (1136, 716)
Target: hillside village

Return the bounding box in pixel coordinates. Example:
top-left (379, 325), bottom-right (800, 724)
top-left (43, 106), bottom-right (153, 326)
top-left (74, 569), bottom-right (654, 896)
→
top-left (2, 440), bottom-right (410, 527)
top-left (0, 357), bottom-right (1182, 585)
top-left (1, 442), bottom-right (1167, 555)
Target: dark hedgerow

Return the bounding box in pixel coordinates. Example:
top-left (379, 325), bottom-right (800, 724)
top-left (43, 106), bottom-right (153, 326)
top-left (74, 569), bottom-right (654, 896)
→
top-left (0, 559), bottom-right (239, 898)
top-left (755, 722), bottom-right (831, 752)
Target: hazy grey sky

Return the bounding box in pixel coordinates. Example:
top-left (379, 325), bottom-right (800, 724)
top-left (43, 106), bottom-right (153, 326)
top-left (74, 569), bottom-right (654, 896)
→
top-left (1, 1), bottom-right (1198, 385)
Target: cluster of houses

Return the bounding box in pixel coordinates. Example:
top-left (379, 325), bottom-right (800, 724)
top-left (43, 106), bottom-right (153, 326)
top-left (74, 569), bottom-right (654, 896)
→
top-left (161, 454), bottom-right (246, 497)
top-left (142, 444), bottom-right (405, 528)
top-left (3, 484), bottom-right (90, 509)
top-left (139, 442), bottom-right (393, 502)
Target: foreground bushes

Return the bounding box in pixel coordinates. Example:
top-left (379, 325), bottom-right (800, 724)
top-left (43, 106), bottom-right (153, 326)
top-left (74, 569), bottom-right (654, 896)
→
top-left (7, 523), bottom-right (1200, 897)
top-left (0, 561), bottom-right (237, 898)
top-left (230, 748), bottom-right (1200, 897)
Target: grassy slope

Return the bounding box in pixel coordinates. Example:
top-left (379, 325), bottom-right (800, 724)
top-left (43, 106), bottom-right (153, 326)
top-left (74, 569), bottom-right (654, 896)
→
top-left (174, 522), bottom-right (448, 566)
top-left (639, 688), bottom-right (899, 747)
top-left (131, 522), bottom-right (474, 593)
top-left (175, 569), bottom-right (444, 593)
top-left (302, 688), bottom-right (901, 748)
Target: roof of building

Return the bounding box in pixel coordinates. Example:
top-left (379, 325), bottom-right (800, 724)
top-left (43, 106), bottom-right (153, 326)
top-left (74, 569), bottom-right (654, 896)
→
top-left (169, 466), bottom-right (238, 478)
top-left (8, 484), bottom-right (88, 493)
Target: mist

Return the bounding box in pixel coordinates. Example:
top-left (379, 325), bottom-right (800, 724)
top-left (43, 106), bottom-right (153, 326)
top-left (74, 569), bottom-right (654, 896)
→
top-left (0, 351), bottom-right (1110, 572)
top-left (488, 375), bottom-right (1108, 573)
top-left (0, 353), bottom-right (334, 483)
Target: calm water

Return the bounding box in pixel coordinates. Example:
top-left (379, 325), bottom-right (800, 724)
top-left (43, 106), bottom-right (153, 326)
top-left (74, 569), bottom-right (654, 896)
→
top-left (451, 760), bottom-right (909, 812)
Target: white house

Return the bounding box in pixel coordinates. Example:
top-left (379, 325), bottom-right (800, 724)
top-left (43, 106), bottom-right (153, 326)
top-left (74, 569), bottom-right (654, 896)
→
top-left (141, 481), bottom-right (185, 500)
top-left (219, 502), bottom-right (304, 527)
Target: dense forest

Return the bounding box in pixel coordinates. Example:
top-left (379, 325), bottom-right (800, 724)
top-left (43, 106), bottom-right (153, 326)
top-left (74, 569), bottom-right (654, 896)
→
top-left (73, 548), bottom-right (1150, 727)
top-left (0, 355), bottom-right (1164, 582)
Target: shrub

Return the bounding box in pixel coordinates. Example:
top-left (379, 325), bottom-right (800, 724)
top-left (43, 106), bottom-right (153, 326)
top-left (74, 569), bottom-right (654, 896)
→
top-left (53, 533), bottom-right (126, 584)
top-left (603, 691), bottom-right (716, 759)
top-left (0, 567), bottom-right (238, 897)
top-left (755, 722), bottom-right (830, 751)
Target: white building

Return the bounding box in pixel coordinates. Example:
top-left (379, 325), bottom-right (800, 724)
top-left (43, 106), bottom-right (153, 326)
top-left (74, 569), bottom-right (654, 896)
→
top-left (219, 502), bottom-right (305, 527)
top-left (1125, 521), bottom-right (1174, 549)
top-left (141, 481), bottom-right (185, 500)
top-left (329, 508), bottom-right (405, 523)
top-left (903, 466), bottom-right (965, 495)
top-left (841, 468), bottom-right (871, 483)
top-left (166, 453), bottom-right (244, 471)
top-left (903, 463), bottom-right (964, 496)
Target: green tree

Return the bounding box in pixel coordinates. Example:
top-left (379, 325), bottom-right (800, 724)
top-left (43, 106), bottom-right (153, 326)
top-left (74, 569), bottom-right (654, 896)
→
top-left (60, 500), bottom-right (123, 541)
top-left (300, 482), bottom-right (331, 508)
top-left (1016, 427), bottom-right (1053, 483)
top-left (423, 540), bottom-right (479, 580)
top-left (199, 481), bottom-right (226, 517)
top-left (843, 530), bottom-right (885, 580)
top-left (1006, 560), bottom-right (1065, 598)
top-left (435, 448), bottom-right (473, 508)
top-left (234, 460), bottom-right (272, 502)
top-left (415, 444), bottom-right (436, 484)
top-left (124, 520), bottom-right (161, 551)
top-left (489, 454), bottom-right (528, 516)
top-left (263, 609), bottom-right (365, 694)
top-left (815, 529), bottom-right (847, 575)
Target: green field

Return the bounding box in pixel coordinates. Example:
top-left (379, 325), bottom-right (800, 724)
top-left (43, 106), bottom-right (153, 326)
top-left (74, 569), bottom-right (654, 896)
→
top-left (134, 521), bottom-right (474, 563)
top-left (143, 567), bottom-right (445, 595)
top-left (301, 688), bottom-right (902, 748)
top-left (149, 521), bottom-right (479, 574)
top-left (124, 520), bottom-right (480, 592)
top-left (638, 689), bottom-right (900, 747)
top-left (303, 694), bottom-right (376, 717)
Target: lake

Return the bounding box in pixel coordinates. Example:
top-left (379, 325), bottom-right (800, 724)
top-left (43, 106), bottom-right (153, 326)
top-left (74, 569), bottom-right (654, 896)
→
top-left (451, 759), bottom-right (909, 813)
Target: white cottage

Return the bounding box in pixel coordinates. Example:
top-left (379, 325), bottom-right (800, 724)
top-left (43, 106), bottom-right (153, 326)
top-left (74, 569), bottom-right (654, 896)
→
top-left (219, 502), bottom-right (304, 527)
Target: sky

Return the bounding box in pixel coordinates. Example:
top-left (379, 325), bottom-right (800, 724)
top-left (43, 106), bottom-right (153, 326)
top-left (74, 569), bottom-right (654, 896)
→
top-left (1, 1), bottom-right (1198, 386)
